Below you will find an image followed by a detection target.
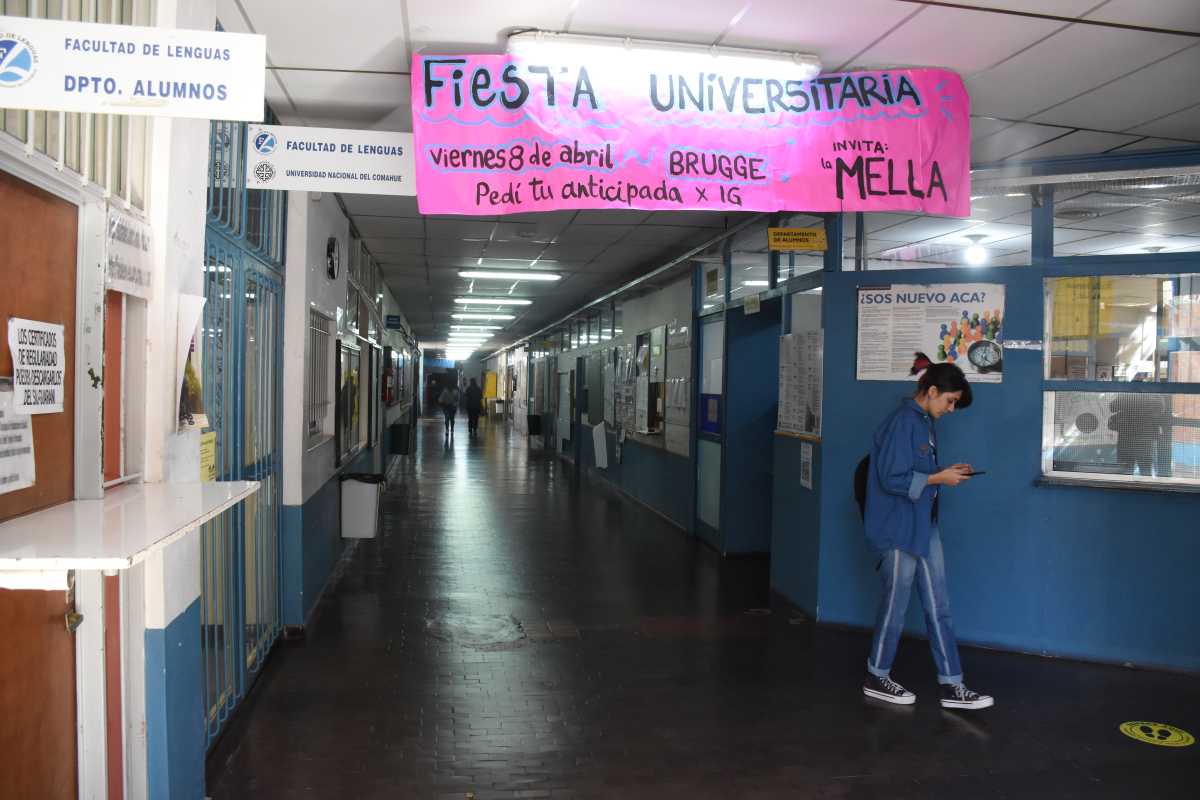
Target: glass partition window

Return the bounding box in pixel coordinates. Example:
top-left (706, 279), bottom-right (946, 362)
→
top-left (775, 213), bottom-right (826, 281)
top-left (1052, 177), bottom-right (1200, 258)
top-left (728, 218), bottom-right (770, 301)
top-left (863, 193), bottom-right (1032, 270)
top-left (614, 302), bottom-right (624, 339)
top-left (1044, 273), bottom-right (1200, 489)
top-left (600, 304), bottom-right (613, 341)
top-left (1046, 275), bottom-right (1200, 383)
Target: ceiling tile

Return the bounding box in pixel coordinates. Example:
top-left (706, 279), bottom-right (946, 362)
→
top-left (353, 217), bottom-right (427, 238)
top-left (1032, 45), bottom-right (1200, 131)
top-left (935, 1), bottom-right (1103, 13)
top-left (1004, 130), bottom-right (1143, 161)
top-left (1127, 102), bottom-right (1200, 141)
top-left (719, 0), bottom-right (918, 69)
top-left (553, 225), bottom-right (634, 245)
top-left (570, 0), bottom-right (742, 44)
top-left (1084, 0), bottom-right (1200, 34)
top-left (572, 210), bottom-right (653, 226)
top-left (538, 242), bottom-right (610, 262)
top-left (269, 72), bottom-right (411, 126)
top-left (851, 6), bottom-right (1062, 74)
top-left (481, 241), bottom-right (547, 260)
top-left (967, 26), bottom-right (1192, 120)
top-left (972, 122), bottom-right (1067, 163)
top-left (1108, 136), bottom-right (1198, 152)
top-left (242, 1), bottom-right (410, 70)
top-left (490, 222), bottom-right (558, 244)
top-left (971, 117), bottom-right (1014, 142)
top-left (427, 240), bottom-right (487, 258)
top-left (407, 0), bottom-right (573, 52)
top-left (342, 195), bottom-right (422, 218)
top-left (365, 238), bottom-right (425, 257)
top-left (425, 219), bottom-right (496, 239)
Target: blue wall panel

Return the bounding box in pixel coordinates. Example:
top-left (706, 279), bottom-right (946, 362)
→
top-left (145, 598), bottom-right (206, 800)
top-left (721, 301), bottom-right (782, 554)
top-left (575, 423), bottom-right (692, 532)
top-left (282, 470), bottom-right (348, 627)
top-left (770, 434), bottom-right (821, 616)
top-left (814, 267), bottom-right (1200, 672)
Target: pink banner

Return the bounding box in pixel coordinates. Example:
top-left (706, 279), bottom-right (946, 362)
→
top-left (412, 54), bottom-right (970, 217)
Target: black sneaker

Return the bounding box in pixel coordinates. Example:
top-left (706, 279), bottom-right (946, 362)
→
top-left (863, 673), bottom-right (916, 705)
top-left (940, 683), bottom-right (994, 710)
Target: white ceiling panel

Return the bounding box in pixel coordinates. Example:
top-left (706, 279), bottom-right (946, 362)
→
top-left (481, 241), bottom-right (549, 259)
top-left (425, 219), bottom-right (496, 240)
top-left (1128, 102), bottom-right (1200, 141)
top-left (1005, 130), bottom-right (1143, 161)
top-left (490, 222), bottom-right (565, 244)
top-left (342, 195), bottom-right (422, 218)
top-left (1084, 0), bottom-right (1200, 34)
top-left (850, 6), bottom-right (1062, 74)
top-left (553, 225), bottom-right (635, 245)
top-left (969, 194), bottom-right (1031, 221)
top-left (538, 242), bottom-right (611, 262)
top-left (242, 1), bottom-right (409, 70)
top-left (971, 117), bottom-right (1014, 142)
top-left (1032, 45), bottom-right (1200, 131)
top-left (972, 122), bottom-right (1066, 163)
top-left (407, 0), bottom-right (572, 53)
top-left (966, 25), bottom-right (1192, 120)
top-left (1108, 136), bottom-right (1197, 152)
top-left (364, 238), bottom-right (425, 256)
top-left (570, 0), bottom-right (742, 44)
top-left (426, 240), bottom-right (487, 258)
top-left (269, 73), bottom-right (411, 125)
top-left (573, 211), bottom-right (653, 225)
top-left (937, 1), bottom-right (1105, 14)
top-left (719, 0), bottom-right (918, 70)
top-left (644, 211), bottom-right (738, 228)
top-left (868, 216), bottom-right (978, 242)
top-left (353, 217), bottom-right (427, 238)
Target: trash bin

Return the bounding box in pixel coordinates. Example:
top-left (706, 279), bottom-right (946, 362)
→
top-left (389, 422), bottom-right (411, 455)
top-left (527, 414), bottom-right (542, 436)
top-left (340, 473), bottom-right (385, 538)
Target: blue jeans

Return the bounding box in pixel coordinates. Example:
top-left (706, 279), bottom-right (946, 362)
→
top-left (867, 528), bottom-right (963, 685)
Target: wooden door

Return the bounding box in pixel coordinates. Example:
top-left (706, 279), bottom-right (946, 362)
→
top-left (0, 170), bottom-right (80, 799)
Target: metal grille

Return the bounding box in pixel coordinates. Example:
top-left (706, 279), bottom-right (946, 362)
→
top-left (1, 0), bottom-right (153, 208)
top-left (306, 309), bottom-right (332, 441)
top-left (1048, 391), bottom-right (1200, 482)
top-left (207, 109), bottom-right (286, 267)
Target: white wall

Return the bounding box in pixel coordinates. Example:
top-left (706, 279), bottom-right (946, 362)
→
top-left (282, 192), bottom-right (350, 507)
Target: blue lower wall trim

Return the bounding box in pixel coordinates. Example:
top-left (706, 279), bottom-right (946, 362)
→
top-left (770, 435), bottom-right (821, 616)
top-left (282, 468), bottom-right (352, 627)
top-left (145, 598), bottom-right (205, 800)
top-left (575, 424), bottom-right (692, 532)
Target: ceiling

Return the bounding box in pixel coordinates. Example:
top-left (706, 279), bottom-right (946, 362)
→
top-left (215, 0), bottom-right (1200, 353)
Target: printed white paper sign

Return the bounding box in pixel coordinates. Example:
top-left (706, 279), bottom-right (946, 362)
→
top-left (8, 318), bottom-right (65, 414)
top-left (245, 124), bottom-right (416, 195)
top-left (0, 15), bottom-right (265, 119)
top-left (106, 207), bottom-right (153, 299)
top-left (0, 390), bottom-right (35, 494)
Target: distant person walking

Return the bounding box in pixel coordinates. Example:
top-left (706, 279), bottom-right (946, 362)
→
top-left (860, 353), bottom-right (993, 711)
top-left (464, 378), bottom-right (484, 437)
top-left (438, 383), bottom-right (460, 438)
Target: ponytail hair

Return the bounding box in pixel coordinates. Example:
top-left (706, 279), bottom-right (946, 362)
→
top-left (910, 352), bottom-right (972, 410)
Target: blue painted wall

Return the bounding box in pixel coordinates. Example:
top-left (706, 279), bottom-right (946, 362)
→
top-left (281, 447), bottom-right (379, 627)
top-left (721, 300), bottom-right (783, 554)
top-left (778, 265), bottom-right (1200, 672)
top-left (576, 423), bottom-right (692, 532)
top-left (770, 434), bottom-right (821, 616)
top-left (145, 598), bottom-right (205, 800)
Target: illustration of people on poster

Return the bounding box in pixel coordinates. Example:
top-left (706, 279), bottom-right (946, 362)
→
top-left (856, 283), bottom-right (1005, 383)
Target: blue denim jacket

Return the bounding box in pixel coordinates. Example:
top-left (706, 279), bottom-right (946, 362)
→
top-left (864, 399), bottom-right (939, 558)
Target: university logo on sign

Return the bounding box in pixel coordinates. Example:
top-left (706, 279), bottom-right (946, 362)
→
top-left (253, 130), bottom-right (277, 155)
top-left (254, 162), bottom-right (275, 182)
top-left (0, 33), bottom-right (37, 87)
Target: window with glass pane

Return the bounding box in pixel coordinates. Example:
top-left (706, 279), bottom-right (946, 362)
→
top-left (600, 304), bottom-right (613, 341)
top-left (1046, 275), bottom-right (1199, 383)
top-left (863, 193), bottom-right (1032, 270)
top-left (614, 302), bottom-right (624, 338)
top-left (728, 218), bottom-right (770, 301)
top-left (774, 213), bottom-right (827, 280)
top-left (1046, 390), bottom-right (1199, 484)
top-left (338, 343), bottom-right (363, 461)
top-left (1052, 176), bottom-right (1200, 258)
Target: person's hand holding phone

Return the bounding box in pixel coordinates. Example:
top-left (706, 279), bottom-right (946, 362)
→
top-left (931, 463), bottom-right (973, 487)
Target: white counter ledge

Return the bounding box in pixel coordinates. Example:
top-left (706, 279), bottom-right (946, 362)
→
top-left (0, 481), bottom-right (259, 573)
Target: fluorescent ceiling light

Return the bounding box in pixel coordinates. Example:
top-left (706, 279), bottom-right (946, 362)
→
top-left (453, 313), bottom-right (515, 320)
top-left (459, 270), bottom-right (560, 282)
top-left (743, 280), bottom-right (769, 287)
top-left (451, 324), bottom-right (502, 330)
top-left (454, 297), bottom-right (532, 306)
top-left (507, 31), bottom-right (821, 81)
top-left (963, 234), bottom-right (988, 266)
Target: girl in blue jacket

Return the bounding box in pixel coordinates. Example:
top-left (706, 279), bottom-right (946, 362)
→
top-left (862, 353), bottom-right (993, 710)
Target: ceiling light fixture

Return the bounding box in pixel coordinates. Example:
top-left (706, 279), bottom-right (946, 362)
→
top-left (459, 270), bottom-right (561, 282)
top-left (451, 324), bottom-right (503, 330)
top-left (453, 297), bottom-right (532, 306)
top-left (743, 280), bottom-right (769, 287)
top-left (453, 313), bottom-right (516, 320)
top-left (507, 30), bottom-right (822, 81)
top-left (963, 234), bottom-right (988, 266)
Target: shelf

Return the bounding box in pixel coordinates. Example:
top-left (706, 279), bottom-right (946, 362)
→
top-left (0, 481), bottom-right (259, 572)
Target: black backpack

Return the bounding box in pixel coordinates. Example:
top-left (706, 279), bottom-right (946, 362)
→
top-left (854, 454), bottom-right (870, 521)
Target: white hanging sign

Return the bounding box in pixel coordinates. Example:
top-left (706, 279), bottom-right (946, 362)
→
top-left (245, 124), bottom-right (416, 195)
top-left (106, 207), bottom-right (153, 299)
top-left (0, 16), bottom-right (265, 120)
top-left (0, 389), bottom-right (35, 495)
top-left (7, 318), bottom-right (65, 414)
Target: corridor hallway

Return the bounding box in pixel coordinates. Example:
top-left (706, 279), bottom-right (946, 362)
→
top-left (208, 420), bottom-right (1199, 799)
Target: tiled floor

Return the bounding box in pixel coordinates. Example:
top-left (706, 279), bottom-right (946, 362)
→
top-left (207, 417), bottom-right (1200, 799)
